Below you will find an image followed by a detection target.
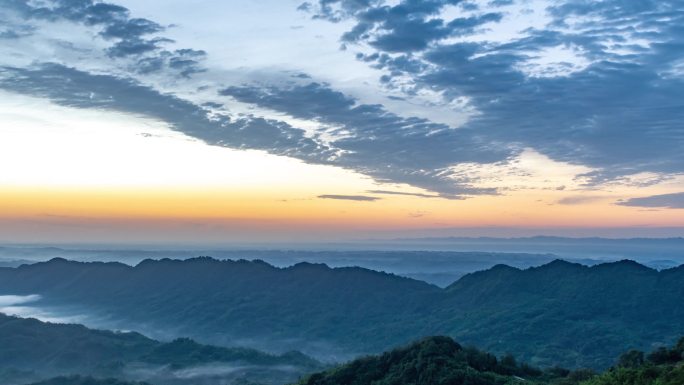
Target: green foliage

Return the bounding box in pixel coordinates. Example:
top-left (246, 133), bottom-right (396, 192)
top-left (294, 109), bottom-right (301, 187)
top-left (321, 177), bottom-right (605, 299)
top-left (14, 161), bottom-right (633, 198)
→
top-left (296, 336), bottom-right (587, 385)
top-left (581, 337), bottom-right (684, 385)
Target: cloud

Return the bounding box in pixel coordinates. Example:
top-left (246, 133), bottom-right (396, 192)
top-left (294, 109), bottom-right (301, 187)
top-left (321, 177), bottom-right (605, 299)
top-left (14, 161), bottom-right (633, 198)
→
top-left (0, 294), bottom-right (41, 307)
top-left (557, 195), bottom-right (608, 205)
top-left (366, 190), bottom-right (441, 199)
top-left (221, 82), bottom-right (505, 197)
top-left (3, 0), bottom-right (683, 200)
top-left (0, 62), bottom-right (497, 198)
top-left (306, 0), bottom-right (503, 52)
top-left (0, 63), bottom-right (328, 161)
top-left (617, 192), bottom-right (684, 209)
top-left (2, 0), bottom-right (205, 76)
top-left (318, 194), bottom-right (380, 201)
top-left (306, 0), bottom-right (684, 186)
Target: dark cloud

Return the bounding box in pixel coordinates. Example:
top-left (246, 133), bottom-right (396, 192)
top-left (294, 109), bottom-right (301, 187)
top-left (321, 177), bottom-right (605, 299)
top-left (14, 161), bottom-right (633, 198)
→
top-left (617, 192), bottom-right (684, 209)
top-left (3, 0), bottom-right (683, 199)
top-left (100, 17), bottom-right (163, 39)
top-left (107, 37), bottom-right (170, 57)
top-left (307, 0), bottom-right (499, 52)
top-left (307, 0), bottom-right (684, 186)
top-left (557, 196), bottom-right (607, 205)
top-left (366, 190), bottom-right (441, 198)
top-left (0, 24), bottom-right (34, 39)
top-left (221, 82), bottom-right (506, 197)
top-left (0, 63), bottom-right (327, 161)
top-left (3, 0), bottom-right (205, 76)
top-left (318, 194), bottom-right (380, 201)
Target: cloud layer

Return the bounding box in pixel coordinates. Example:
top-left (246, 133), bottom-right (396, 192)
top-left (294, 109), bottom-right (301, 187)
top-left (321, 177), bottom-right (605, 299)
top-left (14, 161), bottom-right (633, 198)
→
top-left (302, 0), bottom-right (684, 185)
top-left (618, 192), bottom-right (684, 209)
top-left (1, 0), bottom-right (683, 200)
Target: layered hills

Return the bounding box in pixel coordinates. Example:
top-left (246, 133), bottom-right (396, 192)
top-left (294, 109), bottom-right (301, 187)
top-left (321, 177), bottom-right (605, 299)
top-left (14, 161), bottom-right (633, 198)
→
top-left (0, 313), bottom-right (321, 385)
top-left (0, 257), bottom-right (682, 368)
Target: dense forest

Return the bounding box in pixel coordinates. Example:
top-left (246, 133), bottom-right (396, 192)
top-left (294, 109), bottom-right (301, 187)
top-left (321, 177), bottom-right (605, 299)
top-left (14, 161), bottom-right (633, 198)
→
top-left (583, 337), bottom-right (684, 385)
top-left (0, 258), bottom-right (682, 368)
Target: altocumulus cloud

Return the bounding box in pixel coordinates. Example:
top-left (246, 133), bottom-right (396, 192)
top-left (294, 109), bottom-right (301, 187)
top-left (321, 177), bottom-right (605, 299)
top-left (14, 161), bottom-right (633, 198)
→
top-left (0, 0), bottom-right (501, 199)
top-left (1, 0), bottom-right (683, 199)
top-left (304, 0), bottom-right (684, 185)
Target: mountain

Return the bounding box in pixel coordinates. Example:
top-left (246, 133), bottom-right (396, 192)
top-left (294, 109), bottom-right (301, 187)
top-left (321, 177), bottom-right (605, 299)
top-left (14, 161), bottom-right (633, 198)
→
top-left (295, 335), bottom-right (684, 385)
top-left (435, 260), bottom-right (684, 368)
top-left (0, 258), bottom-right (683, 368)
top-left (0, 245), bottom-right (564, 287)
top-left (0, 313), bottom-right (321, 385)
top-left (295, 336), bottom-right (593, 385)
top-left (0, 257), bottom-right (442, 360)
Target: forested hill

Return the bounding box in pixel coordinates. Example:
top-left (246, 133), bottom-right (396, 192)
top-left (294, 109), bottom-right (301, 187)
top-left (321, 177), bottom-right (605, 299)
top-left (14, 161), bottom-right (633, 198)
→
top-left (296, 336), bottom-right (592, 385)
top-left (295, 335), bottom-right (684, 385)
top-left (436, 260), bottom-right (684, 368)
top-left (0, 257), bottom-right (442, 360)
top-left (0, 313), bottom-right (321, 385)
top-left (583, 336), bottom-right (684, 385)
top-left (0, 257), bottom-right (683, 368)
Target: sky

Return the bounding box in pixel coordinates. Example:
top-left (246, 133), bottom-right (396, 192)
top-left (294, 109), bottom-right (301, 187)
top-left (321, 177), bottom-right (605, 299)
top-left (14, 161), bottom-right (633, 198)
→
top-left (0, 0), bottom-right (683, 244)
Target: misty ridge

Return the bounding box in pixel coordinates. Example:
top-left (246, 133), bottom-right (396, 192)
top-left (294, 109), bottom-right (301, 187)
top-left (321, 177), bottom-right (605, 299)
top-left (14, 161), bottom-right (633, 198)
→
top-left (0, 312), bottom-right (323, 385)
top-left (1, 256), bottom-right (683, 371)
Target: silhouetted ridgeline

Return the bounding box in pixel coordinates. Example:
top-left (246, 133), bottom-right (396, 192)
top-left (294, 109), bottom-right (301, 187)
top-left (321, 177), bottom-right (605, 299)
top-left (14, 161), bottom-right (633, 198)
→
top-left (0, 257), bottom-right (682, 368)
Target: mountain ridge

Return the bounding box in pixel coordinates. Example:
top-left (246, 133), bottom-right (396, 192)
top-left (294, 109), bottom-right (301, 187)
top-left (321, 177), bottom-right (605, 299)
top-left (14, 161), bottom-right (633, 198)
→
top-left (0, 313), bottom-right (322, 385)
top-left (1, 257), bottom-right (682, 368)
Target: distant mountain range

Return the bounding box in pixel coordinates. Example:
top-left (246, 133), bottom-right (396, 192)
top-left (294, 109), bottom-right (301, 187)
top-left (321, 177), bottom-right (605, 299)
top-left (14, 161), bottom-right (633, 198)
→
top-left (361, 236), bottom-right (684, 262)
top-left (0, 257), bottom-right (683, 368)
top-left (0, 313), bottom-right (321, 385)
top-left (2, 238), bottom-right (683, 287)
top-left (0, 245), bottom-right (564, 287)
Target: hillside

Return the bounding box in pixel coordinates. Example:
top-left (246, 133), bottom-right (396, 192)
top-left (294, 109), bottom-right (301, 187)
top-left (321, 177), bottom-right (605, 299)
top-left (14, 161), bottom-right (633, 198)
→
top-left (0, 257), bottom-right (442, 360)
top-left (295, 335), bottom-right (684, 385)
top-left (296, 336), bottom-right (593, 385)
top-left (0, 258), bottom-right (683, 368)
top-left (0, 313), bottom-right (321, 385)
top-left (581, 337), bottom-right (684, 385)
top-left (436, 260), bottom-right (684, 368)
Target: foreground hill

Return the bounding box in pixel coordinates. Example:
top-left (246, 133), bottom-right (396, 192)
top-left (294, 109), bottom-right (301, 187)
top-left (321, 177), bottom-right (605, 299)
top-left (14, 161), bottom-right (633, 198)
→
top-left (0, 313), bottom-right (321, 385)
top-left (583, 337), bottom-right (684, 385)
top-left (295, 335), bottom-right (684, 385)
top-left (0, 258), bottom-right (682, 367)
top-left (296, 336), bottom-right (592, 385)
